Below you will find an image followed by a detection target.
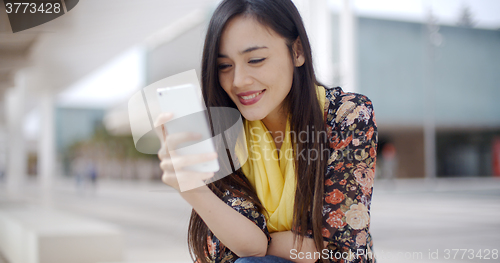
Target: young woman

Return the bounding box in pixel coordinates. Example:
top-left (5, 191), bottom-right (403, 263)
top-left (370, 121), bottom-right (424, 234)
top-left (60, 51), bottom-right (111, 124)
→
top-left (155, 0), bottom-right (377, 262)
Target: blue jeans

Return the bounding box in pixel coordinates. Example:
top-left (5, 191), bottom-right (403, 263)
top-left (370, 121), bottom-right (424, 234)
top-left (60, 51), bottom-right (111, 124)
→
top-left (235, 255), bottom-right (294, 263)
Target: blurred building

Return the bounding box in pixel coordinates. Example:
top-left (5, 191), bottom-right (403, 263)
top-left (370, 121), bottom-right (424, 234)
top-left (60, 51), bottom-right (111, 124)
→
top-left (145, 11), bottom-right (500, 179)
top-left (0, 0), bottom-right (218, 191)
top-left (1, 0), bottom-right (499, 193)
top-left (350, 17), bottom-right (500, 178)
top-left (56, 107), bottom-right (105, 154)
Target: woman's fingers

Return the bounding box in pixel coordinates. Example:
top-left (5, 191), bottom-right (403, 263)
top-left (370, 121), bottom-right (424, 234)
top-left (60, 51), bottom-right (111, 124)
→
top-left (154, 112), bottom-right (216, 191)
top-left (161, 152), bottom-right (218, 172)
top-left (160, 154), bottom-right (217, 191)
top-left (158, 144), bottom-right (168, 160)
top-left (165, 132), bottom-right (202, 153)
top-left (173, 152), bottom-right (217, 170)
top-left (153, 112), bottom-right (173, 144)
top-left (158, 132), bottom-right (202, 160)
top-left (160, 158), bottom-right (174, 172)
top-left (161, 170), bottom-right (215, 191)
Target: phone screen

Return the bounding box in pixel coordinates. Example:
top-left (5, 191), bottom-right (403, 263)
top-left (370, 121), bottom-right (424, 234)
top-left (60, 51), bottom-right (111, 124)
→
top-left (157, 84), bottom-right (219, 173)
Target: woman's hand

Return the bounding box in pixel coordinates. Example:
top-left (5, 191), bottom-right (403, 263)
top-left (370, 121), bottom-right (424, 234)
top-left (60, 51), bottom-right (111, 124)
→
top-left (267, 231), bottom-right (328, 263)
top-left (154, 112), bottom-right (217, 192)
top-left (154, 114), bottom-right (267, 258)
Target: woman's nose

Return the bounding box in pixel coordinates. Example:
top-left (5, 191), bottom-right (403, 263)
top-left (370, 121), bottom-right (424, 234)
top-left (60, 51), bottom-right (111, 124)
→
top-left (233, 65), bottom-right (253, 88)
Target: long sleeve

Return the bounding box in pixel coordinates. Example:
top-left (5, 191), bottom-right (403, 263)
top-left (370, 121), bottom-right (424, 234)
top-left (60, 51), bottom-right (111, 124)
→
top-left (203, 173), bottom-right (271, 263)
top-left (307, 87), bottom-right (377, 263)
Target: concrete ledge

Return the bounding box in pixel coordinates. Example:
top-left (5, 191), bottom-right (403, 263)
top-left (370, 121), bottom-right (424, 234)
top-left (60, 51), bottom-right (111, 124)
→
top-left (0, 205), bottom-right (123, 263)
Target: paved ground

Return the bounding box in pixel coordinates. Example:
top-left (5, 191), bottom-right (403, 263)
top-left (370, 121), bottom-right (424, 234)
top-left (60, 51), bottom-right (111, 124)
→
top-left (1, 176), bottom-right (500, 263)
top-left (370, 178), bottom-right (500, 263)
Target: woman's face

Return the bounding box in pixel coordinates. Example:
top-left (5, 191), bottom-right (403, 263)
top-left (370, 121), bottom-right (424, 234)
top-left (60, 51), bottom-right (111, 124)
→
top-left (217, 15), bottom-right (304, 122)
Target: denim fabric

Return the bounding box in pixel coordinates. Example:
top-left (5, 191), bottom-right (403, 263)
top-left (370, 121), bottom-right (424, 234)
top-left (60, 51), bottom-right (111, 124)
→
top-left (235, 255), bottom-right (294, 263)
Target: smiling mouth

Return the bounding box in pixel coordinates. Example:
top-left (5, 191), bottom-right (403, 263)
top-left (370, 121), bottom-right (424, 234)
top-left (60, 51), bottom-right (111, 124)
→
top-left (240, 90), bottom-right (264, 100)
top-left (237, 89), bottom-right (266, 105)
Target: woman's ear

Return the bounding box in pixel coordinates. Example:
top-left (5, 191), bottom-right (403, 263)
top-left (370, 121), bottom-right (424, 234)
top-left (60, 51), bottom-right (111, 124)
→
top-left (292, 37), bottom-right (305, 67)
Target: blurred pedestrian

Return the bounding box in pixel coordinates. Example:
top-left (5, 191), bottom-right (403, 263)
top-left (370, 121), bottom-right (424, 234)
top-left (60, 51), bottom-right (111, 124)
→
top-left (381, 142), bottom-right (398, 180)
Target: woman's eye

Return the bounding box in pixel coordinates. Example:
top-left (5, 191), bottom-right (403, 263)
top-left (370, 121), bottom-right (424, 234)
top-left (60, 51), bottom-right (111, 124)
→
top-left (249, 58), bottom-right (266, 64)
top-left (218, 64), bottom-right (232, 71)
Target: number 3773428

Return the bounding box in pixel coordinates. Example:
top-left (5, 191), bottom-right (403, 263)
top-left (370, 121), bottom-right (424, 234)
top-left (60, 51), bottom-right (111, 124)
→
top-left (5, 2), bottom-right (62, 14)
top-left (443, 249), bottom-right (498, 260)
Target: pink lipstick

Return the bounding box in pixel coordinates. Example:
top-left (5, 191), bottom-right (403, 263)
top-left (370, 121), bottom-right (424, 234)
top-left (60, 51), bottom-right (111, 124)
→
top-left (237, 89), bottom-right (265, 105)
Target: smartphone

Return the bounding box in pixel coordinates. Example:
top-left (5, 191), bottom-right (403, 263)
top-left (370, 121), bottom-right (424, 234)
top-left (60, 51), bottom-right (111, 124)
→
top-left (157, 84), bottom-right (220, 173)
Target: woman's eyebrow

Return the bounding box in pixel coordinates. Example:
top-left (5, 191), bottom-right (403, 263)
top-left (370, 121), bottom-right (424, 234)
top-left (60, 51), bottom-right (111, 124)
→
top-left (218, 46), bottom-right (268, 58)
top-left (240, 46), bottom-right (268, 54)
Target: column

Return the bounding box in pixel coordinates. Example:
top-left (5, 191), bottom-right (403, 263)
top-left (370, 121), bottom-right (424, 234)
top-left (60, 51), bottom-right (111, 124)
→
top-left (5, 70), bottom-right (27, 195)
top-left (294, 0), bottom-right (335, 86)
top-left (423, 10), bottom-right (439, 180)
top-left (310, 0), bottom-right (334, 86)
top-left (38, 91), bottom-right (56, 189)
top-left (339, 0), bottom-right (357, 92)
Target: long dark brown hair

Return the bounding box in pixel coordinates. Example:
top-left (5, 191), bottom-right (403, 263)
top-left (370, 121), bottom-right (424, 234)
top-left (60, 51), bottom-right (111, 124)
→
top-left (188, 0), bottom-right (329, 261)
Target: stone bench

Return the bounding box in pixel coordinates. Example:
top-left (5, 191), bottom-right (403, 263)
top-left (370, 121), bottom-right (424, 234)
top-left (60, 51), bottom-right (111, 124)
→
top-left (0, 204), bottom-right (123, 263)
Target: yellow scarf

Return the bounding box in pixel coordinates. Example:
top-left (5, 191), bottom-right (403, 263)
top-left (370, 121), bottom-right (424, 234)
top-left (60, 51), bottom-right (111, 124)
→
top-left (237, 86), bottom-right (326, 233)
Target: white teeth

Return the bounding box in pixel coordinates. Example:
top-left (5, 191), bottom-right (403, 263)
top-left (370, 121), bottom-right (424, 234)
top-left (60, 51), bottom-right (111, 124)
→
top-left (241, 90), bottom-right (263, 100)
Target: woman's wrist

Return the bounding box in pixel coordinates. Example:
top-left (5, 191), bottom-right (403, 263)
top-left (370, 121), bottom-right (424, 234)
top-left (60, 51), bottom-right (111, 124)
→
top-left (267, 231), bottom-right (327, 263)
top-left (179, 184), bottom-right (213, 202)
top-left (180, 184), bottom-right (268, 257)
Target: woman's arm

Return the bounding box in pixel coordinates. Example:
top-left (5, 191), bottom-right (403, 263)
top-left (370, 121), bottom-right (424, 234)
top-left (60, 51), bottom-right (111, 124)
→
top-left (271, 90), bottom-right (378, 263)
top-left (181, 186), bottom-right (268, 258)
top-left (266, 231), bottom-right (328, 263)
top-left (155, 113), bottom-right (268, 258)
top-left (315, 90), bottom-right (377, 262)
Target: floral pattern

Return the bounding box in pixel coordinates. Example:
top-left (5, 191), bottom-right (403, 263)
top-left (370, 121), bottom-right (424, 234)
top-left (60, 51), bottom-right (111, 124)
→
top-left (202, 175), bottom-right (271, 263)
top-left (313, 86), bottom-right (377, 263)
top-left (203, 87), bottom-right (377, 263)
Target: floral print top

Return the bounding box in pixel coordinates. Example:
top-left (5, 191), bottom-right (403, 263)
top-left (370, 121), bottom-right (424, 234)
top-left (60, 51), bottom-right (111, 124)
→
top-left (203, 176), bottom-right (272, 263)
top-left (203, 86), bottom-right (377, 263)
